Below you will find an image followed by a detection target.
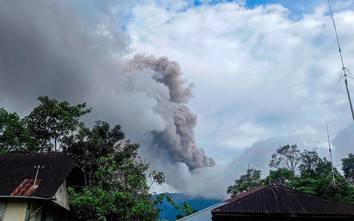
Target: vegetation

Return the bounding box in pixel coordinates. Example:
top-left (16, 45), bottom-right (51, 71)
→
top-left (227, 168), bottom-right (262, 196)
top-left (227, 145), bottom-right (354, 206)
top-left (3, 96), bottom-right (354, 219)
top-left (342, 153), bottom-right (354, 182)
top-left (0, 96), bottom-right (167, 220)
top-left (176, 202), bottom-right (198, 219)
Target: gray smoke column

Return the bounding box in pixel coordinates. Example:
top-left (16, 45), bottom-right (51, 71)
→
top-left (0, 0), bottom-right (214, 172)
top-left (126, 55), bottom-right (215, 170)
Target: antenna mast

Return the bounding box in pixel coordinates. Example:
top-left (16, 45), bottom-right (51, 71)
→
top-left (328, 0), bottom-right (354, 122)
top-left (326, 126), bottom-right (341, 187)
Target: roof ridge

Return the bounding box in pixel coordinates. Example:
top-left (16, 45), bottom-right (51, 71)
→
top-left (0, 152), bottom-right (67, 155)
top-left (273, 185), bottom-right (354, 209)
top-left (223, 185), bottom-right (267, 203)
top-left (213, 185), bottom-right (354, 216)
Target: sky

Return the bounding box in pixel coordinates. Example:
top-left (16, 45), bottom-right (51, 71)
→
top-left (1, 0), bottom-right (354, 199)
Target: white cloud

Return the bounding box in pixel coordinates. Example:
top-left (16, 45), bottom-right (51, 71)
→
top-left (127, 0), bottom-right (354, 196)
top-left (1, 0), bottom-right (354, 198)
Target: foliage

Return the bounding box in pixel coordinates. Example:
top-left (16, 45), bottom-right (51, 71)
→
top-left (175, 202), bottom-right (197, 219)
top-left (264, 168), bottom-right (295, 186)
top-left (299, 148), bottom-right (328, 178)
top-left (65, 120), bottom-right (166, 220)
top-left (0, 108), bottom-right (37, 152)
top-left (269, 144), bottom-right (301, 174)
top-left (342, 153), bottom-right (354, 182)
top-left (228, 144), bottom-right (354, 206)
top-left (227, 168), bottom-right (262, 196)
top-left (0, 96), bottom-right (168, 220)
top-left (27, 96), bottom-right (91, 152)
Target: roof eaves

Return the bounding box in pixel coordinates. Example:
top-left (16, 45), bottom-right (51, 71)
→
top-left (0, 195), bottom-right (56, 201)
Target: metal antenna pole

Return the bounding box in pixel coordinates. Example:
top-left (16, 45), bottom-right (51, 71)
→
top-left (326, 126), bottom-right (342, 188)
top-left (328, 0), bottom-right (354, 122)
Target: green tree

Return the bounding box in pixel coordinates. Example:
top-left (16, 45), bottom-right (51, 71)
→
top-left (228, 146), bottom-right (354, 206)
top-left (299, 148), bottom-right (331, 178)
top-left (269, 144), bottom-right (301, 174)
top-left (315, 172), bottom-right (354, 205)
top-left (27, 96), bottom-right (91, 152)
top-left (68, 154), bottom-right (164, 220)
top-left (227, 168), bottom-right (262, 196)
top-left (342, 153), bottom-right (354, 182)
top-left (66, 121), bottom-right (167, 220)
top-left (0, 108), bottom-right (37, 152)
top-left (65, 121), bottom-right (125, 185)
top-left (176, 202), bottom-right (197, 219)
top-left (264, 168), bottom-right (295, 186)
top-left (0, 97), bottom-right (169, 220)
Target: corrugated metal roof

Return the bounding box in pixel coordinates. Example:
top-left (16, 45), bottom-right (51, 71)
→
top-left (212, 185), bottom-right (354, 217)
top-left (176, 186), bottom-right (267, 221)
top-left (224, 186), bottom-right (266, 203)
top-left (10, 179), bottom-right (41, 196)
top-left (177, 202), bottom-right (226, 221)
top-left (0, 153), bottom-right (76, 198)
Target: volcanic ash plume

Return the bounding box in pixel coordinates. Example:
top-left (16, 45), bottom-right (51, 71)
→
top-left (0, 0), bottom-right (214, 172)
top-left (126, 55), bottom-right (215, 170)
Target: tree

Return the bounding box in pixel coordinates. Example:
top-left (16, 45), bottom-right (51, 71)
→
top-left (0, 97), bottom-right (168, 220)
top-left (176, 202), bottom-right (197, 219)
top-left (264, 168), bottom-right (295, 186)
top-left (0, 108), bottom-right (37, 152)
top-left (315, 173), bottom-right (354, 206)
top-left (227, 168), bottom-right (262, 196)
top-left (66, 121), bottom-right (167, 220)
top-left (227, 146), bottom-right (354, 206)
top-left (299, 148), bottom-right (331, 178)
top-left (68, 154), bottom-right (163, 220)
top-left (269, 144), bottom-right (301, 175)
top-left (342, 153), bottom-right (354, 182)
top-left (27, 96), bottom-right (91, 152)
top-left (65, 121), bottom-right (125, 185)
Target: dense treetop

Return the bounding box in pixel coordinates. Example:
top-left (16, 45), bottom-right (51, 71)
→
top-left (0, 96), bottom-right (168, 221)
top-left (227, 145), bottom-right (354, 206)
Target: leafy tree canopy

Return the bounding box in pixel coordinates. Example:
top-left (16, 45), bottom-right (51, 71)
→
top-left (342, 153), bottom-right (354, 182)
top-left (269, 144), bottom-right (301, 174)
top-left (228, 144), bottom-right (354, 206)
top-left (27, 96), bottom-right (91, 152)
top-left (227, 168), bottom-right (262, 196)
top-left (0, 96), bottom-right (168, 220)
top-left (0, 108), bottom-right (36, 152)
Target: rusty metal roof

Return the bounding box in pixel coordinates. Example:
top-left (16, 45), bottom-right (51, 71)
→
top-left (224, 186), bottom-right (267, 203)
top-left (10, 179), bottom-right (42, 196)
top-left (212, 185), bottom-right (354, 217)
top-left (0, 153), bottom-right (76, 198)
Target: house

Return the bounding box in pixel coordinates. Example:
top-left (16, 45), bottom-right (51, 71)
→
top-left (176, 202), bottom-right (226, 221)
top-left (176, 186), bottom-right (266, 221)
top-left (212, 185), bottom-right (354, 221)
top-left (0, 153), bottom-right (86, 221)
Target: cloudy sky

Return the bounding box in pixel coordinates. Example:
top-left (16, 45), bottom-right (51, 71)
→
top-left (1, 0), bottom-right (354, 199)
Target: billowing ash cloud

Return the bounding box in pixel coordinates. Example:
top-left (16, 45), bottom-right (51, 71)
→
top-left (0, 1), bottom-right (213, 172)
top-left (126, 55), bottom-right (215, 170)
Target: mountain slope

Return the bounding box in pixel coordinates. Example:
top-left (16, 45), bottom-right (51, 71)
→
top-left (156, 193), bottom-right (221, 220)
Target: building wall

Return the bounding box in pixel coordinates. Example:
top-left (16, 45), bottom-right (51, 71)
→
top-left (2, 200), bottom-right (27, 221)
top-left (53, 180), bottom-right (70, 210)
top-left (0, 199), bottom-right (71, 221)
top-left (27, 201), bottom-right (43, 221)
